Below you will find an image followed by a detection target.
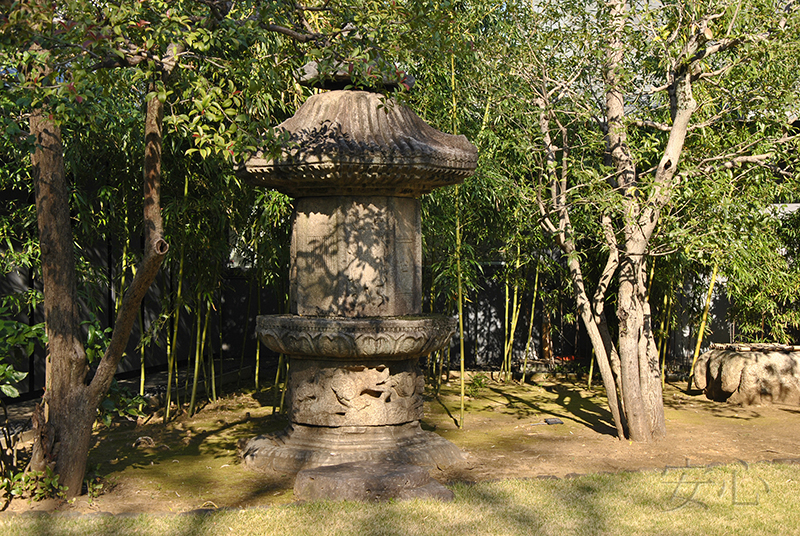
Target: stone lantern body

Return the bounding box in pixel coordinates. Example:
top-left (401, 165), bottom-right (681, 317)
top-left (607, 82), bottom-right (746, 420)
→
top-left (237, 90), bottom-right (477, 473)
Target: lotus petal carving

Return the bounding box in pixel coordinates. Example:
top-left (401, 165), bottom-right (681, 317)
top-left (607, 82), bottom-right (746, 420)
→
top-left (256, 315), bottom-right (456, 360)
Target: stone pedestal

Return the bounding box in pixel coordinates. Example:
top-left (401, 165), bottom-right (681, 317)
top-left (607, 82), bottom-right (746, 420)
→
top-left (241, 421), bottom-right (464, 474)
top-left (240, 314), bottom-right (462, 471)
top-left (294, 461), bottom-right (454, 502)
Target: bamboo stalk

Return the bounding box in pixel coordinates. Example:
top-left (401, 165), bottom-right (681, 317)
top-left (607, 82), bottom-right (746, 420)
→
top-left (164, 249), bottom-right (184, 423)
top-left (505, 245), bottom-right (522, 382)
top-left (450, 52), bottom-right (466, 430)
top-left (658, 292), bottom-right (672, 388)
top-left (138, 308), bottom-right (146, 411)
top-left (214, 291), bottom-right (220, 401)
top-left (188, 298), bottom-right (206, 416)
top-left (521, 260), bottom-right (540, 385)
top-left (238, 279), bottom-right (253, 386)
top-left (164, 174), bottom-right (189, 422)
top-left (502, 277), bottom-right (509, 379)
top-left (688, 263), bottom-right (718, 391)
top-left (255, 285), bottom-right (262, 390)
top-left (435, 349), bottom-right (443, 395)
top-left (272, 353), bottom-right (285, 414)
top-left (457, 240), bottom-right (465, 430)
top-left (278, 358), bottom-right (289, 414)
top-left (209, 299), bottom-right (217, 402)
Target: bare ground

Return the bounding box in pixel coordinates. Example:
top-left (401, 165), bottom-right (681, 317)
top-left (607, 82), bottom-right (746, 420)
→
top-left (3, 376), bottom-right (799, 515)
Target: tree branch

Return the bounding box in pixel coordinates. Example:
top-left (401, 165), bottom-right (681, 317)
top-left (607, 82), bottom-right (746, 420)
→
top-left (593, 214), bottom-right (619, 317)
top-left (259, 22), bottom-right (322, 43)
top-left (630, 119), bottom-right (671, 132)
top-left (89, 238), bottom-right (168, 407)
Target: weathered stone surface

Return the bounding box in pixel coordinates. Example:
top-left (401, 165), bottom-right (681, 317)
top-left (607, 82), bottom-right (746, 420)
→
top-left (694, 347), bottom-right (800, 405)
top-left (287, 359), bottom-right (424, 427)
top-left (256, 315), bottom-right (456, 360)
top-left (294, 461), bottom-right (453, 502)
top-left (240, 422), bottom-right (466, 474)
top-left (290, 196), bottom-right (421, 317)
top-left (237, 90), bottom-right (477, 198)
top-left (238, 87), bottom-right (471, 483)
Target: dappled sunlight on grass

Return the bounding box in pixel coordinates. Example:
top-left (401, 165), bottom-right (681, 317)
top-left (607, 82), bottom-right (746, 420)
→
top-left (4, 375), bottom-right (799, 524)
top-left (86, 394), bottom-right (295, 512)
top-left (3, 462), bottom-right (798, 535)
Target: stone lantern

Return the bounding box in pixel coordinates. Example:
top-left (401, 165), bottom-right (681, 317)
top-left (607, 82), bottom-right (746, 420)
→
top-left (236, 89), bottom-right (477, 482)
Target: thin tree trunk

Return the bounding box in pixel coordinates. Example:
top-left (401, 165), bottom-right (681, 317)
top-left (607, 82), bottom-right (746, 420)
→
top-left (542, 305), bottom-right (552, 367)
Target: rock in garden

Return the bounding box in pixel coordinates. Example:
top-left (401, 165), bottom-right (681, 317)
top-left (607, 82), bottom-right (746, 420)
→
top-left (694, 344), bottom-right (800, 405)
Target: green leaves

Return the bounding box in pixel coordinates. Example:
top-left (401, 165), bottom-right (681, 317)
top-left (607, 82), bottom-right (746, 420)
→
top-left (0, 307), bottom-right (37, 398)
top-left (0, 364), bottom-right (27, 398)
top-left (97, 379), bottom-right (146, 428)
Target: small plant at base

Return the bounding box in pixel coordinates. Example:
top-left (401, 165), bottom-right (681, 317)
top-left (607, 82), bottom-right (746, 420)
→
top-left (85, 476), bottom-right (103, 502)
top-left (97, 379), bottom-right (147, 428)
top-left (467, 373), bottom-right (489, 398)
top-left (3, 467), bottom-right (68, 503)
top-left (35, 467), bottom-right (68, 501)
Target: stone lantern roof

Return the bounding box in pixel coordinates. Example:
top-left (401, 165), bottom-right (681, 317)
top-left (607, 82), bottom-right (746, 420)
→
top-left (237, 90), bottom-right (477, 197)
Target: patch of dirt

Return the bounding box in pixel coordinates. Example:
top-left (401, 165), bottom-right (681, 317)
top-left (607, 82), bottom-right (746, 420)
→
top-left (431, 379), bottom-right (800, 483)
top-left (3, 378), bottom-right (800, 515)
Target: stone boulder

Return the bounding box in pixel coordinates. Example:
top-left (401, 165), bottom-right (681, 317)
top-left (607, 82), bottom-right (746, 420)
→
top-left (694, 345), bottom-right (800, 405)
top-left (294, 461), bottom-right (454, 502)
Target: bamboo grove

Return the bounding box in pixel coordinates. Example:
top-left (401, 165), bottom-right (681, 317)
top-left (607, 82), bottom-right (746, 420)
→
top-left (1, 0), bottom-right (799, 492)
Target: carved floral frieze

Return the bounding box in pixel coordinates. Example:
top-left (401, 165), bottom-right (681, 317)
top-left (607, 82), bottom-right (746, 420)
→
top-left (256, 315), bottom-right (456, 360)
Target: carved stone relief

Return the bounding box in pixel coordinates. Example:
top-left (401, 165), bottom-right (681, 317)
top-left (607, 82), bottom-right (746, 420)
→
top-left (288, 359), bottom-right (425, 427)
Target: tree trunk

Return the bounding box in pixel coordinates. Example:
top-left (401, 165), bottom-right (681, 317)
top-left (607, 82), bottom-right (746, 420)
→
top-left (535, 101), bottom-right (627, 438)
top-left (639, 260), bottom-right (666, 439)
top-left (30, 68), bottom-right (171, 497)
top-left (29, 109), bottom-right (94, 496)
top-left (616, 251), bottom-right (650, 442)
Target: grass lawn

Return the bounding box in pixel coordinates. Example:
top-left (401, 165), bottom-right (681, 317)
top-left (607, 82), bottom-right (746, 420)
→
top-left (2, 460), bottom-right (797, 535)
top-left (2, 376), bottom-right (799, 535)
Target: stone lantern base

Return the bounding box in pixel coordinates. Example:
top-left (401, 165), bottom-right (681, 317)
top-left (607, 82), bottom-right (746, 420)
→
top-left (239, 314), bottom-right (465, 474)
top-left (240, 421), bottom-right (465, 474)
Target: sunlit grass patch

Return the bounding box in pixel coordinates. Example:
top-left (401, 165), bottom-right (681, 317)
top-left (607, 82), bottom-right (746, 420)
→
top-left (2, 462), bottom-right (798, 536)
